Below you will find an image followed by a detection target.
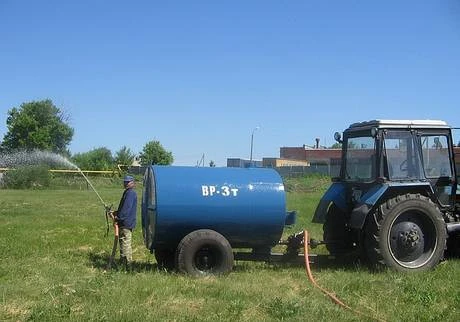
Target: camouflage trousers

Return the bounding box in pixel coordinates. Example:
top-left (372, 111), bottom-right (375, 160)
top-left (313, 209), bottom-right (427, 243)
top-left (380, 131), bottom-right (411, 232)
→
top-left (119, 228), bottom-right (133, 264)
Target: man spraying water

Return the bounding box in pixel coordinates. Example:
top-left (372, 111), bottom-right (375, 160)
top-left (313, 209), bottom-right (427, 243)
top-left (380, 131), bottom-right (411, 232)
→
top-left (110, 175), bottom-right (138, 271)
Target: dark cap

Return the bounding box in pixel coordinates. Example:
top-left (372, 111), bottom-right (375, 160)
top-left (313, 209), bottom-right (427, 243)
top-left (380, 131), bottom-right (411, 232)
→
top-left (123, 175), bottom-right (134, 182)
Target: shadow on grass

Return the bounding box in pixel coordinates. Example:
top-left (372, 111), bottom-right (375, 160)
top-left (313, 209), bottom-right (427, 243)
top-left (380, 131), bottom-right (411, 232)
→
top-left (312, 256), bottom-right (375, 272)
top-left (87, 251), bottom-right (377, 275)
top-left (88, 252), bottom-right (159, 272)
top-left (233, 253), bottom-right (372, 273)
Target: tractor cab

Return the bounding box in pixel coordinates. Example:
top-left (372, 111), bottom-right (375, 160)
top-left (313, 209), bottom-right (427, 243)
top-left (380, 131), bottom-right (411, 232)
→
top-left (313, 120), bottom-right (459, 271)
top-left (337, 120), bottom-right (456, 209)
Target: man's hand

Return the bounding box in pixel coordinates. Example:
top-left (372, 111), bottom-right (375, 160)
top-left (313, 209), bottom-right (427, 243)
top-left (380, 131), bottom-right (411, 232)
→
top-left (108, 211), bottom-right (118, 221)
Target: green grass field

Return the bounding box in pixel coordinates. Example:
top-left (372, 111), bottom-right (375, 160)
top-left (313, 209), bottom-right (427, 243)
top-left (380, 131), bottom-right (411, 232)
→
top-left (1, 176), bottom-right (459, 321)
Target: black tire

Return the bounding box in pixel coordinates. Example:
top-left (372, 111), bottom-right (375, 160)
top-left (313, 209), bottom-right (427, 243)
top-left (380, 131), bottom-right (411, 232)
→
top-left (364, 194), bottom-right (446, 271)
top-left (323, 204), bottom-right (355, 256)
top-left (176, 229), bottom-right (234, 277)
top-left (154, 248), bottom-right (175, 271)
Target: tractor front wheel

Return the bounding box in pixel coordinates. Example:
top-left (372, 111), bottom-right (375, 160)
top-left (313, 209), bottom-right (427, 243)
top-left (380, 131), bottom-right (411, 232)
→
top-left (364, 194), bottom-right (446, 271)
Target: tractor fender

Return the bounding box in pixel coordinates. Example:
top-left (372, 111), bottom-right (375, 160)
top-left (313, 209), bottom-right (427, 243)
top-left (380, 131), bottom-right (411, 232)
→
top-left (349, 181), bottom-right (433, 229)
top-left (312, 182), bottom-right (346, 223)
top-left (349, 184), bottom-right (389, 229)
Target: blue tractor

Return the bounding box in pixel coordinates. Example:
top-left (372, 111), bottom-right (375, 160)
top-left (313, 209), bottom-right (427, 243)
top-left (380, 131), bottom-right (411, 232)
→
top-left (313, 120), bottom-right (460, 271)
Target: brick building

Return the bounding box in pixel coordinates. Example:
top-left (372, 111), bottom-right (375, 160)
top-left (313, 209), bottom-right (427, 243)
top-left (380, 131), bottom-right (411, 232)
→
top-left (281, 145), bottom-right (460, 175)
top-left (280, 145), bottom-right (342, 165)
top-left (262, 158), bottom-right (309, 168)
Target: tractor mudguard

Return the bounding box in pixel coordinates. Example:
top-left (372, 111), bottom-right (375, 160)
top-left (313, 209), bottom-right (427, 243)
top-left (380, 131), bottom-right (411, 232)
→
top-left (349, 184), bottom-right (389, 229)
top-left (312, 182), bottom-right (346, 223)
top-left (348, 182), bottom-right (433, 229)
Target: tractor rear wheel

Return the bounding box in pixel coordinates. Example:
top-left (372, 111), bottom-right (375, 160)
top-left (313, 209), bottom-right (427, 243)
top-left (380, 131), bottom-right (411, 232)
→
top-left (176, 229), bottom-right (234, 277)
top-left (323, 204), bottom-right (355, 256)
top-left (364, 194), bottom-right (446, 271)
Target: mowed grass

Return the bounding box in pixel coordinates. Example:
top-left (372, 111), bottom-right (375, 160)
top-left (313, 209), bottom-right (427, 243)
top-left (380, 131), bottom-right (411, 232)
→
top-left (1, 177), bottom-right (459, 321)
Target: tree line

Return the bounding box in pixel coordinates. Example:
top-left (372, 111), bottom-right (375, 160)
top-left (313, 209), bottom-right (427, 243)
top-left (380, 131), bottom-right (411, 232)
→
top-left (0, 99), bottom-right (173, 170)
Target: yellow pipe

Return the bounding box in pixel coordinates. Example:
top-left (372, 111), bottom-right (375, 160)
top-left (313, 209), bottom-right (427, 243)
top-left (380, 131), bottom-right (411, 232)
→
top-left (0, 168), bottom-right (119, 175)
top-left (49, 169), bottom-right (118, 174)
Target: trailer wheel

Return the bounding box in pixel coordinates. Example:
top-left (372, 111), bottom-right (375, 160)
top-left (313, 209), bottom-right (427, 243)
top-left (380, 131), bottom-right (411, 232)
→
top-left (323, 204), bottom-right (355, 256)
top-left (364, 194), bottom-right (446, 271)
top-left (154, 248), bottom-right (175, 271)
top-left (176, 229), bottom-right (234, 277)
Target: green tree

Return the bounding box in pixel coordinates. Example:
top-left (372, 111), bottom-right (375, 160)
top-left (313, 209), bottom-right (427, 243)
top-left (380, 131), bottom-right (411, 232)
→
top-left (330, 143), bottom-right (342, 149)
top-left (139, 140), bottom-right (173, 165)
top-left (114, 146), bottom-right (135, 166)
top-left (72, 147), bottom-right (114, 170)
top-left (1, 99), bottom-right (73, 154)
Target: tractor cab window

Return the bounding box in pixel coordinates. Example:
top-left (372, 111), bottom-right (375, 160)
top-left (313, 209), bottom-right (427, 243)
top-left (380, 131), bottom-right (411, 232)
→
top-left (421, 135), bottom-right (453, 206)
top-left (384, 131), bottom-right (423, 180)
top-left (421, 135), bottom-right (452, 178)
top-left (344, 136), bottom-right (375, 182)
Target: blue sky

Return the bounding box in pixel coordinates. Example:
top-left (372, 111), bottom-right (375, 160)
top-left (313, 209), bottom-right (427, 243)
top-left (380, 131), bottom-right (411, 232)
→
top-left (1, 1), bottom-right (459, 166)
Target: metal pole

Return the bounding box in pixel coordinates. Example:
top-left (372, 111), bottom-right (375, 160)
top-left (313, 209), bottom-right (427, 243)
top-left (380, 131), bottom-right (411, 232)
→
top-left (250, 132), bottom-right (254, 162)
top-left (250, 126), bottom-right (260, 164)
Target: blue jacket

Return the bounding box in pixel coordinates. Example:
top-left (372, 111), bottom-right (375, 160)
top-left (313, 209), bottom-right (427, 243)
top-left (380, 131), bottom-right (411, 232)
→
top-left (116, 188), bottom-right (137, 229)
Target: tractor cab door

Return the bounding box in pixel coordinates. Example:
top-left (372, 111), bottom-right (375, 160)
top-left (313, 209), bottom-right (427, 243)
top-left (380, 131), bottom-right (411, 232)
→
top-left (384, 131), bottom-right (424, 181)
top-left (420, 134), bottom-right (454, 206)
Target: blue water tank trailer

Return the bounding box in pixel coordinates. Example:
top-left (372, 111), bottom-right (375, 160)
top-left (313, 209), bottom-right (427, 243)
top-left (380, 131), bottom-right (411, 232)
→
top-left (141, 165), bottom-right (296, 276)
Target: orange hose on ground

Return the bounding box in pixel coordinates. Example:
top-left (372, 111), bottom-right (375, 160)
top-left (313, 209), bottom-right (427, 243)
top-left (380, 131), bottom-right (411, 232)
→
top-left (303, 230), bottom-right (385, 322)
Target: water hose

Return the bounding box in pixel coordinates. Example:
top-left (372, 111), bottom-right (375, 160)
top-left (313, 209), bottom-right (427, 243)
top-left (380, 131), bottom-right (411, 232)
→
top-left (303, 230), bottom-right (386, 322)
top-left (73, 167), bottom-right (118, 267)
top-left (75, 168), bottom-right (113, 236)
top-left (106, 219), bottom-right (119, 269)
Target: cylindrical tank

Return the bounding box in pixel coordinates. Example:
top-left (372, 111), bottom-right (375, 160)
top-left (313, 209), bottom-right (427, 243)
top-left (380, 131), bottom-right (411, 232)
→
top-left (141, 166), bottom-right (289, 252)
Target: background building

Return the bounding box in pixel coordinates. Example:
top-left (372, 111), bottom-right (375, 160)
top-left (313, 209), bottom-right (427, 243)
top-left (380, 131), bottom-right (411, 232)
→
top-left (262, 158), bottom-right (309, 167)
top-left (226, 158), bottom-right (263, 168)
top-left (280, 145), bottom-right (341, 166)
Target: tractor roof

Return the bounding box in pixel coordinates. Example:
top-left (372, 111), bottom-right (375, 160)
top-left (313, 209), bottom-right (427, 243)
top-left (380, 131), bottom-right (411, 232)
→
top-left (348, 119), bottom-right (449, 131)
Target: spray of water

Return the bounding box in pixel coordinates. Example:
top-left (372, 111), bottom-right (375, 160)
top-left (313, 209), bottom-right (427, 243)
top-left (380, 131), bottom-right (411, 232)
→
top-left (0, 149), bottom-right (108, 208)
top-left (0, 150), bottom-right (77, 169)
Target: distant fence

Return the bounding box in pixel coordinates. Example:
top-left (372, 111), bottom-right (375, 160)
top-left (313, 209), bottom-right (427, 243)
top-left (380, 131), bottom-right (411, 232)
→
top-left (2, 165), bottom-right (340, 179)
top-left (273, 165), bottom-right (340, 178)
